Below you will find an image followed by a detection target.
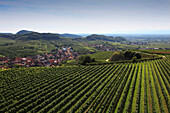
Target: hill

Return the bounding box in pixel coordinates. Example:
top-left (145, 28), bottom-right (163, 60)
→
top-left (85, 34), bottom-right (126, 42)
top-left (61, 33), bottom-right (82, 38)
top-left (108, 50), bottom-right (159, 61)
top-left (0, 56), bottom-right (169, 112)
top-left (0, 32), bottom-right (97, 57)
top-left (16, 30), bottom-right (34, 35)
top-left (0, 33), bottom-right (127, 57)
top-left (0, 32), bottom-right (60, 40)
top-left (17, 32), bottom-right (60, 40)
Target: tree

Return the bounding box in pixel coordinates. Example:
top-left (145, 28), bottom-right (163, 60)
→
top-left (91, 58), bottom-right (95, 62)
top-left (78, 55), bottom-right (91, 65)
top-left (134, 53), bottom-right (141, 59)
top-left (132, 56), bottom-right (137, 63)
top-left (124, 50), bottom-right (134, 59)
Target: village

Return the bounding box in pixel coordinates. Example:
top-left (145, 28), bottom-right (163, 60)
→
top-left (0, 47), bottom-right (79, 69)
top-left (0, 43), bottom-right (169, 69)
top-left (0, 43), bottom-right (120, 69)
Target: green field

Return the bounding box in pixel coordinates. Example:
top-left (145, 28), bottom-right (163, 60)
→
top-left (0, 55), bottom-right (169, 113)
top-left (87, 51), bottom-right (114, 61)
top-left (109, 42), bottom-right (170, 50)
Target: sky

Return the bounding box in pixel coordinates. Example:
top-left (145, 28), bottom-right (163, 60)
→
top-left (0, 0), bottom-right (170, 34)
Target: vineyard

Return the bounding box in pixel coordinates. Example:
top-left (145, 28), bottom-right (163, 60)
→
top-left (0, 56), bottom-right (169, 113)
top-left (87, 51), bottom-right (114, 61)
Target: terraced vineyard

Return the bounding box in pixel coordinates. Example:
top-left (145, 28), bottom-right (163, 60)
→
top-left (0, 56), bottom-right (169, 113)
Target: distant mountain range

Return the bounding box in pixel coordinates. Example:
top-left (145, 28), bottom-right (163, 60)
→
top-left (0, 31), bottom-right (126, 42)
top-left (1, 30), bottom-right (169, 39)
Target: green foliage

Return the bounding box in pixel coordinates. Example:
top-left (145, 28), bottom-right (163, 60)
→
top-left (78, 55), bottom-right (92, 65)
top-left (124, 50), bottom-right (134, 59)
top-left (91, 58), bottom-right (95, 62)
top-left (109, 52), bottom-right (120, 61)
top-left (132, 56), bottom-right (137, 63)
top-left (109, 50), bottom-right (142, 61)
top-left (134, 53), bottom-right (142, 59)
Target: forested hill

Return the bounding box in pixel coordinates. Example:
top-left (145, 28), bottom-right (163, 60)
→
top-left (16, 30), bottom-right (82, 38)
top-left (0, 32), bottom-right (60, 40)
top-left (16, 30), bottom-right (34, 35)
top-left (60, 33), bottom-right (82, 38)
top-left (85, 34), bottom-right (126, 42)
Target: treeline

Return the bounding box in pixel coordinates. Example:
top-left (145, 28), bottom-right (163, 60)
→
top-left (109, 50), bottom-right (142, 61)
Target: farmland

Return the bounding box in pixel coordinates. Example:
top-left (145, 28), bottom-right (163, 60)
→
top-left (87, 51), bottom-right (114, 61)
top-left (0, 56), bottom-right (169, 113)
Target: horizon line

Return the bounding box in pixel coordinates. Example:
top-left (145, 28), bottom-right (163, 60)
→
top-left (0, 30), bottom-right (170, 35)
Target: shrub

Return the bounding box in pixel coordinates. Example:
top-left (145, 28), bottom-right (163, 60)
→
top-left (78, 55), bottom-right (93, 65)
